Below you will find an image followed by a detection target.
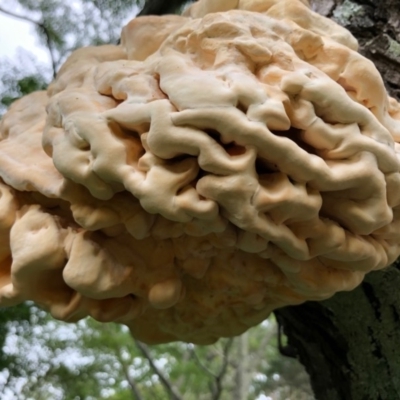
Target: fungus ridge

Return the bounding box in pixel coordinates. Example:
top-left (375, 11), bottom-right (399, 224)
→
top-left (0, 0), bottom-right (399, 344)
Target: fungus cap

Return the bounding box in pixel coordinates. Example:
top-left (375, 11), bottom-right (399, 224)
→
top-left (1, 0), bottom-right (400, 344)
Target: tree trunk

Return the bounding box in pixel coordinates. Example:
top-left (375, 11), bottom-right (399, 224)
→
top-left (274, 1), bottom-right (400, 399)
top-left (234, 332), bottom-right (250, 400)
top-left (275, 264), bottom-right (400, 400)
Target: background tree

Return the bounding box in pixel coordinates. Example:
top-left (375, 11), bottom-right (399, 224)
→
top-left (0, 309), bottom-right (313, 399)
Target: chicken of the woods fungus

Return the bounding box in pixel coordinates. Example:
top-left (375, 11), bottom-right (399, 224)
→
top-left (1, 0), bottom-right (400, 344)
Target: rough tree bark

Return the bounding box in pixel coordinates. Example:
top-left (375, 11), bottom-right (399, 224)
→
top-left (310, 0), bottom-right (400, 98)
top-left (275, 264), bottom-right (400, 400)
top-left (234, 332), bottom-right (250, 400)
top-left (275, 3), bottom-right (400, 399)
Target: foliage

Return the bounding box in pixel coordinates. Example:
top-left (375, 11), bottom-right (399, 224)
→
top-left (0, 303), bottom-right (31, 372)
top-left (0, 309), bottom-right (314, 400)
top-left (0, 52), bottom-right (49, 114)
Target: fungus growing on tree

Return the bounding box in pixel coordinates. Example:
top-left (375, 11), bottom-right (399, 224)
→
top-left (1, 0), bottom-right (400, 344)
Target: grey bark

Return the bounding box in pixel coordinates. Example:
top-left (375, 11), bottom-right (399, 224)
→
top-left (275, 264), bottom-right (400, 400)
top-left (310, 0), bottom-right (400, 100)
top-left (234, 332), bottom-right (250, 400)
top-left (135, 340), bottom-right (184, 400)
top-left (275, 3), bottom-right (400, 399)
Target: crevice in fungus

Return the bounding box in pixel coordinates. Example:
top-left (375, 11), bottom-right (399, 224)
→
top-left (0, 256), bottom-right (12, 289)
top-left (140, 123), bottom-right (151, 134)
top-left (101, 93), bottom-right (124, 106)
top-left (204, 128), bottom-right (246, 156)
top-left (255, 157), bottom-right (279, 175)
top-left (204, 128), bottom-right (224, 143)
top-left (271, 126), bottom-right (302, 140)
top-left (196, 167), bottom-right (208, 179)
top-left (225, 142), bottom-right (246, 156)
top-left (107, 122), bottom-right (146, 165)
top-left (191, 168), bottom-right (209, 189)
top-left (153, 73), bottom-right (173, 103)
top-left (237, 101), bottom-right (248, 114)
top-left (109, 122), bottom-right (142, 141)
top-left (165, 153), bottom-right (191, 164)
top-left (124, 129), bottom-right (142, 141)
top-left (80, 143), bottom-right (91, 151)
top-left (271, 127), bottom-right (319, 155)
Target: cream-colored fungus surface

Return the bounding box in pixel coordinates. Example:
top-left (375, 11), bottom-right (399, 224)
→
top-left (1, 0), bottom-right (400, 344)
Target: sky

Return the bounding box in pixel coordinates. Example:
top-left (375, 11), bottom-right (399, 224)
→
top-left (0, 11), bottom-right (50, 63)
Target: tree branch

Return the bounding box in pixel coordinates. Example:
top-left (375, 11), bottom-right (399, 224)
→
top-left (174, 345), bottom-right (192, 393)
top-left (38, 23), bottom-right (57, 79)
top-left (0, 6), bottom-right (57, 78)
top-left (134, 340), bottom-right (183, 400)
top-left (212, 338), bottom-right (234, 400)
top-left (234, 332), bottom-right (249, 400)
top-left (115, 350), bottom-right (145, 400)
top-left (0, 6), bottom-right (38, 25)
top-left (190, 347), bottom-right (218, 378)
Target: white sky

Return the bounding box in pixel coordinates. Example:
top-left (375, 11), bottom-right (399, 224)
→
top-left (0, 12), bottom-right (50, 63)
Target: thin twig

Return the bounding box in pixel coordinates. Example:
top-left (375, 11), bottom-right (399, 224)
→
top-left (116, 351), bottom-right (145, 400)
top-left (134, 340), bottom-right (183, 400)
top-left (0, 6), bottom-right (57, 77)
top-left (191, 347), bottom-right (218, 378)
top-left (39, 22), bottom-right (57, 79)
top-left (99, 323), bottom-right (144, 400)
top-left (212, 338), bottom-right (234, 400)
top-left (174, 345), bottom-right (192, 393)
top-left (0, 6), bottom-right (38, 24)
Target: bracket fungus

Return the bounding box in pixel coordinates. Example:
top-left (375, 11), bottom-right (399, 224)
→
top-left (1, 0), bottom-right (400, 344)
